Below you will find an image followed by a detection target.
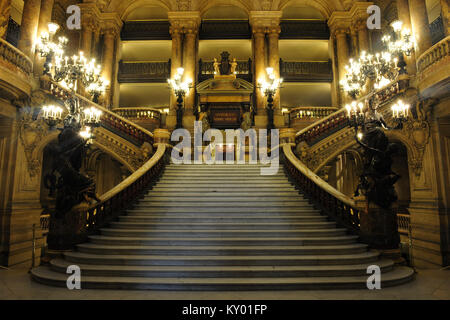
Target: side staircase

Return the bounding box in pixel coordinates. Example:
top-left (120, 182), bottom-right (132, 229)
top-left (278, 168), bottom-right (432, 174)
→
top-left (32, 164), bottom-right (414, 290)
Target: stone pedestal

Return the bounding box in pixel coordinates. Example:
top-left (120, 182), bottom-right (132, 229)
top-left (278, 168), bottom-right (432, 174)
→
top-left (254, 115), bottom-right (268, 129)
top-left (47, 202), bottom-right (89, 250)
top-left (356, 196), bottom-right (400, 250)
top-left (274, 114), bottom-right (285, 128)
top-left (166, 114), bottom-right (177, 131)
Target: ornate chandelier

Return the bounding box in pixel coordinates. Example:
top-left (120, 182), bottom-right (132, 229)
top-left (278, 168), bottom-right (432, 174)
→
top-left (37, 22), bottom-right (104, 137)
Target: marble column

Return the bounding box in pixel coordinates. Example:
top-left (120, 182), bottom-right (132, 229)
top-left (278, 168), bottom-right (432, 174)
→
top-left (167, 26), bottom-right (183, 130)
top-left (335, 28), bottom-right (349, 102)
top-left (253, 27), bottom-right (267, 126)
top-left (329, 34), bottom-right (339, 107)
top-left (34, 0), bottom-right (54, 72)
top-left (36, 0), bottom-right (53, 37)
top-left (409, 0), bottom-right (433, 57)
top-left (267, 26), bottom-right (284, 127)
top-left (18, 0), bottom-right (42, 58)
top-left (0, 0), bottom-right (12, 39)
top-left (93, 28), bottom-right (100, 57)
top-left (356, 20), bottom-right (370, 53)
top-left (80, 23), bottom-right (93, 56)
top-left (350, 29), bottom-right (359, 56)
top-left (182, 29), bottom-right (197, 130)
top-left (101, 29), bottom-right (117, 108)
top-left (396, 0), bottom-right (417, 74)
top-left (440, 0), bottom-right (450, 36)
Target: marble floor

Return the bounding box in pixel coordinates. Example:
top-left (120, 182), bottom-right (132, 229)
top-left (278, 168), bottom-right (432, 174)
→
top-left (0, 266), bottom-right (449, 300)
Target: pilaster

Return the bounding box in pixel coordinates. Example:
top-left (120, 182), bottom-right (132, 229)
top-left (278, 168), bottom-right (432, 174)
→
top-left (18, 0), bottom-right (42, 59)
top-left (0, 0), bottom-right (12, 39)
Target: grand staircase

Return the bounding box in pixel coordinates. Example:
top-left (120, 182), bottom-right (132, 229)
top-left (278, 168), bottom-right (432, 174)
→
top-left (32, 163), bottom-right (414, 290)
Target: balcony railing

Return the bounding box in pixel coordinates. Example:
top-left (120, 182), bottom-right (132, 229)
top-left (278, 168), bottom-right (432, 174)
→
top-left (0, 37), bottom-right (33, 76)
top-left (280, 20), bottom-right (329, 40)
top-left (289, 106), bottom-right (338, 120)
top-left (430, 15), bottom-right (446, 45)
top-left (417, 35), bottom-right (450, 73)
top-left (397, 213), bottom-right (411, 236)
top-left (118, 60), bottom-right (171, 83)
top-left (200, 20), bottom-right (251, 39)
top-left (5, 17), bottom-right (20, 47)
top-left (198, 59), bottom-right (252, 82)
top-left (121, 21), bottom-right (171, 40)
top-left (113, 107), bottom-right (162, 122)
top-left (295, 78), bottom-right (410, 146)
top-left (280, 60), bottom-right (333, 82)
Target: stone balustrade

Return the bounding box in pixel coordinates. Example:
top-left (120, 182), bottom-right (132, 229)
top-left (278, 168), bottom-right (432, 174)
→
top-left (417, 35), bottom-right (450, 73)
top-left (0, 38), bottom-right (33, 75)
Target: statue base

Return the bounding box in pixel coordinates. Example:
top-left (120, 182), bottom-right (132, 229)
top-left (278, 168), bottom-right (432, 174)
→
top-left (47, 202), bottom-right (90, 250)
top-left (355, 196), bottom-right (400, 250)
top-left (166, 114), bottom-right (177, 131)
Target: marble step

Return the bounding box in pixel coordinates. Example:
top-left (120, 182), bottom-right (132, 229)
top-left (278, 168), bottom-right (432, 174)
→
top-left (118, 215), bottom-right (326, 223)
top-left (88, 235), bottom-right (360, 246)
top-left (125, 209), bottom-right (321, 216)
top-left (31, 266), bottom-right (414, 290)
top-left (132, 204), bottom-right (309, 212)
top-left (145, 191), bottom-right (302, 197)
top-left (48, 258), bottom-right (394, 278)
top-left (127, 208), bottom-right (320, 214)
top-left (139, 197), bottom-right (308, 202)
top-left (99, 228), bottom-right (347, 238)
top-left (108, 221), bottom-right (337, 230)
top-left (62, 250), bottom-right (381, 266)
top-left (75, 243), bottom-right (368, 256)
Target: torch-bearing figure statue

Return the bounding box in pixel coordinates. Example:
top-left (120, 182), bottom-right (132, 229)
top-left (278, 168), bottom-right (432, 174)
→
top-left (353, 96), bottom-right (404, 208)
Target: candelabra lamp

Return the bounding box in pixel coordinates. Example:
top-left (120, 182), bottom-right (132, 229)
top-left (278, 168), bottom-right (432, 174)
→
top-left (258, 67), bottom-right (283, 130)
top-left (382, 20), bottom-right (414, 75)
top-left (168, 67), bottom-right (192, 129)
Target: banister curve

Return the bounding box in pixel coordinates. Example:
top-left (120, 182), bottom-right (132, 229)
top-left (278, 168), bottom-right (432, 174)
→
top-left (99, 143), bottom-right (166, 203)
top-left (283, 144), bottom-right (355, 207)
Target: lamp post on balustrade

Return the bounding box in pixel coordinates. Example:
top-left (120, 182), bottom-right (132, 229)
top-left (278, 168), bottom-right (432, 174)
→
top-left (168, 67), bottom-right (192, 129)
top-left (258, 67), bottom-right (283, 130)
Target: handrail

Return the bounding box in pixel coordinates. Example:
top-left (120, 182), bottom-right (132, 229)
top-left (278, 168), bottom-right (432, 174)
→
top-left (283, 144), bottom-right (355, 207)
top-left (283, 143), bottom-right (360, 232)
top-left (85, 143), bottom-right (167, 233)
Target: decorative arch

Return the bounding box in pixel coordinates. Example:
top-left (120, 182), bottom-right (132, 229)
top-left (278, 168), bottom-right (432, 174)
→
top-left (197, 0), bottom-right (251, 17)
top-left (106, 0), bottom-right (172, 20)
top-left (278, 0), bottom-right (345, 19)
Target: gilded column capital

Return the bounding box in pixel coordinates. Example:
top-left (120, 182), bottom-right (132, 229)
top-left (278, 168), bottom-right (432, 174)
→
top-left (168, 11), bottom-right (201, 34)
top-left (328, 11), bottom-right (351, 35)
top-left (267, 25), bottom-right (281, 35)
top-left (349, 1), bottom-right (374, 23)
top-left (249, 11), bottom-right (282, 32)
top-left (99, 12), bottom-right (123, 37)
